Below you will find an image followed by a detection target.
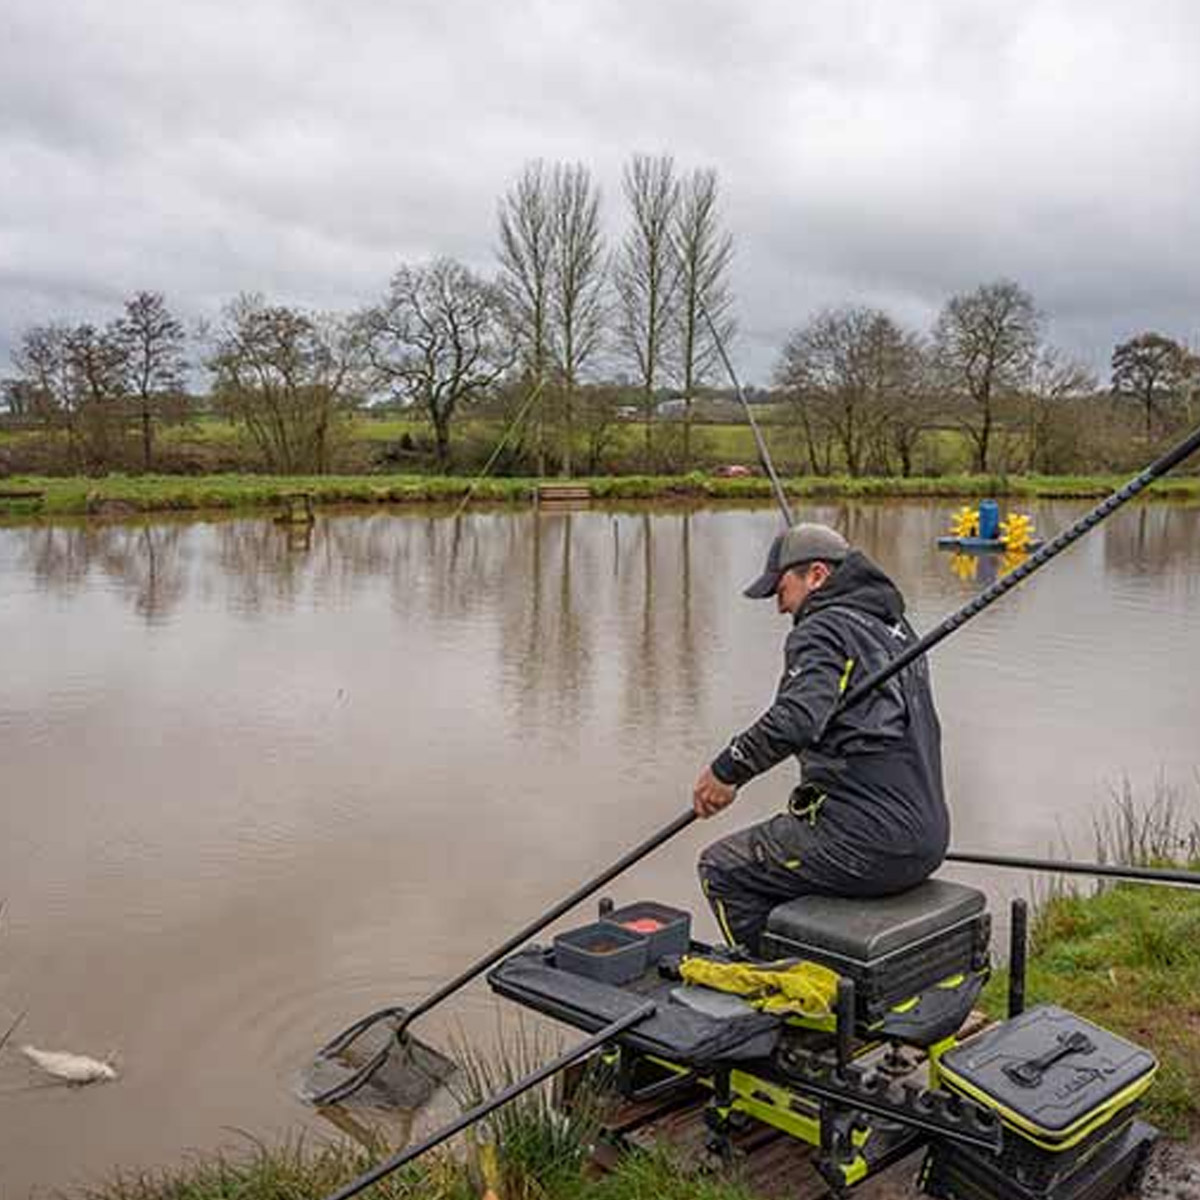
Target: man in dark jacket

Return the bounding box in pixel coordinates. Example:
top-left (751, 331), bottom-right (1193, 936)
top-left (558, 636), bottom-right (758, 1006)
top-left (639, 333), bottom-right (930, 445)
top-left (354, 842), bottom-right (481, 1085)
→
top-left (693, 522), bottom-right (949, 953)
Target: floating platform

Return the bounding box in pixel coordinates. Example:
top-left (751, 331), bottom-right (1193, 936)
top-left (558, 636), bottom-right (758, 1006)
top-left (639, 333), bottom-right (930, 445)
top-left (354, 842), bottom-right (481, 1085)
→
top-left (936, 536), bottom-right (1044, 553)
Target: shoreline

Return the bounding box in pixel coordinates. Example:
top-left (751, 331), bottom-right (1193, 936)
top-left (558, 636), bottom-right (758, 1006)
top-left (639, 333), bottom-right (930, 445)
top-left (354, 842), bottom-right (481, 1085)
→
top-left (3, 471), bottom-right (1200, 519)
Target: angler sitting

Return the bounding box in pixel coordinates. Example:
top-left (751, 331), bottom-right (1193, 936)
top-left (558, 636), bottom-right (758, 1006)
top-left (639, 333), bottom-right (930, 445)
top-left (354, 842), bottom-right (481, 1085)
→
top-left (693, 523), bottom-right (949, 955)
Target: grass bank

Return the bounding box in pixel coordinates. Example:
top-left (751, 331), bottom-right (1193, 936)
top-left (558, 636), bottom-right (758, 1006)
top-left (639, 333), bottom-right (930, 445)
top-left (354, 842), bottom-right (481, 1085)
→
top-left (3, 471), bottom-right (1200, 518)
top-left (73, 1139), bottom-right (758, 1200)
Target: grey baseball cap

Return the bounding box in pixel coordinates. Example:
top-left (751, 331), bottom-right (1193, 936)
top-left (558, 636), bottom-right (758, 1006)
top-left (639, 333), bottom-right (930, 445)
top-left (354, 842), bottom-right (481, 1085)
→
top-left (743, 522), bottom-right (850, 598)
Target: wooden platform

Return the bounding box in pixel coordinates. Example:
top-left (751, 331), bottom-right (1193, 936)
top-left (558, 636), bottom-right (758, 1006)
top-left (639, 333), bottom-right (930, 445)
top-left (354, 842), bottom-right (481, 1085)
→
top-left (535, 482), bottom-right (593, 508)
top-left (585, 1076), bottom-right (924, 1200)
top-left (570, 1010), bottom-right (993, 1200)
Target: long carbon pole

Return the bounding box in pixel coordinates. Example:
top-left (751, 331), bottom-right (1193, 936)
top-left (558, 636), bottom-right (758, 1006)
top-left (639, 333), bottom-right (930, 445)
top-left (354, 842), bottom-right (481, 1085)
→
top-left (946, 851), bottom-right (1200, 889)
top-left (321, 1002), bottom-right (656, 1200)
top-left (699, 302), bottom-right (794, 526)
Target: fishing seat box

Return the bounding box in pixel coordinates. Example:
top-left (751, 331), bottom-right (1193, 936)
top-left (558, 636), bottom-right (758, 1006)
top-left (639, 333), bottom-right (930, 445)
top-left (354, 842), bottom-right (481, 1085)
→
top-left (922, 1120), bottom-right (1157, 1200)
top-left (925, 1005), bottom-right (1158, 1200)
top-left (760, 879), bottom-right (991, 1022)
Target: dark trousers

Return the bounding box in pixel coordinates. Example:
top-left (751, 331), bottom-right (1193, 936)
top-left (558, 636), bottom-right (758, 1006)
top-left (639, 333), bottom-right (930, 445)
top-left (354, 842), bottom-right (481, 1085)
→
top-left (697, 811), bottom-right (936, 955)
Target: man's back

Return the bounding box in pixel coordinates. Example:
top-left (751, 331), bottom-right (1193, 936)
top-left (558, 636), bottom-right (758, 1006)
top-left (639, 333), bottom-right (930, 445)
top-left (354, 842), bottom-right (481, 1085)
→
top-left (694, 529), bottom-right (949, 951)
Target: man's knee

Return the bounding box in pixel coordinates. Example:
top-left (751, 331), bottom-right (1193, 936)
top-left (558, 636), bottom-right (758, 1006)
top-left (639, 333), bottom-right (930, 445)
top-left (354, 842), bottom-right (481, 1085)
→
top-left (697, 833), bottom-right (743, 897)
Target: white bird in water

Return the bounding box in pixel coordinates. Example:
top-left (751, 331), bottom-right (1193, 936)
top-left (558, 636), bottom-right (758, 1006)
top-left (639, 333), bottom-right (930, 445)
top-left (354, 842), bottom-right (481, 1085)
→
top-left (20, 1045), bottom-right (119, 1085)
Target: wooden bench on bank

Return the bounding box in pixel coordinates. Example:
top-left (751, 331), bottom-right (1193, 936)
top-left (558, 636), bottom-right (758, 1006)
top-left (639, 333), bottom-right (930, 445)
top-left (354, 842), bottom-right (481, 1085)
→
top-left (0, 487), bottom-right (45, 510)
top-left (535, 482), bottom-right (593, 509)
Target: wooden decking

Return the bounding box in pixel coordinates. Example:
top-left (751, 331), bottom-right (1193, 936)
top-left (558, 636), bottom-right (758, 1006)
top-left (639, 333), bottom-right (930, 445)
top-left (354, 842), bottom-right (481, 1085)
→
top-left (584, 1074), bottom-right (924, 1200)
top-left (535, 482), bottom-right (593, 509)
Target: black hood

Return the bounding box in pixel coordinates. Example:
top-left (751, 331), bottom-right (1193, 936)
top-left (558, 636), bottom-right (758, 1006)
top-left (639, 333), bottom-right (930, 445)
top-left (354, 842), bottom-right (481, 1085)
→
top-left (797, 550), bottom-right (905, 624)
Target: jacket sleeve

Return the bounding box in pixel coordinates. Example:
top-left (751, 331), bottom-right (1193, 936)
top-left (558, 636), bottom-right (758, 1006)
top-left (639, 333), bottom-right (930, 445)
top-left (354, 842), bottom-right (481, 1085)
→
top-left (711, 614), bottom-right (851, 788)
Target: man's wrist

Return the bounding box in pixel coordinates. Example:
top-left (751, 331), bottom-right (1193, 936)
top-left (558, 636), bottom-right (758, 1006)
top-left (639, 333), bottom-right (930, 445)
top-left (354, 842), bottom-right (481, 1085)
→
top-left (710, 751), bottom-right (747, 788)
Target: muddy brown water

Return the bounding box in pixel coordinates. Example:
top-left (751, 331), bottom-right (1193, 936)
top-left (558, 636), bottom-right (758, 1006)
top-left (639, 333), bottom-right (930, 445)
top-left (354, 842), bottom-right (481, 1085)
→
top-left (1, 500), bottom-right (1199, 1196)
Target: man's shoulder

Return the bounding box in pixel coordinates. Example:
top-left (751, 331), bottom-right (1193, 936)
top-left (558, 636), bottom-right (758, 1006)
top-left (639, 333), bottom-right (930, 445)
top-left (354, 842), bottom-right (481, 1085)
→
top-left (786, 606), bottom-right (856, 649)
top-left (791, 603), bottom-right (905, 646)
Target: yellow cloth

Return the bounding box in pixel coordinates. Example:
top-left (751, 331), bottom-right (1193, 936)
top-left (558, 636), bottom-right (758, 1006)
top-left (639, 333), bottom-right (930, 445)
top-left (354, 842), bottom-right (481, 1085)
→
top-left (679, 956), bottom-right (840, 1016)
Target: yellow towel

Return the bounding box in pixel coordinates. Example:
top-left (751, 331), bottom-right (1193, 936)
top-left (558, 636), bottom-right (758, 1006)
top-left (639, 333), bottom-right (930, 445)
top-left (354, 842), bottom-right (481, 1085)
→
top-left (679, 956), bottom-right (840, 1016)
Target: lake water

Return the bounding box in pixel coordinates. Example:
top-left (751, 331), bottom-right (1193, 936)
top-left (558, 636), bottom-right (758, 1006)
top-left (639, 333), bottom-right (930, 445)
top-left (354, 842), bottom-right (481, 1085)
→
top-left (2, 499), bottom-right (1199, 1195)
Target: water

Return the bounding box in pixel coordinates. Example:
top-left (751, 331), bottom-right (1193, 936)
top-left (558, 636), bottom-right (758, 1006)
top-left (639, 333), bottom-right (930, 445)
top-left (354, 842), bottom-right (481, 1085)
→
top-left (1, 500), bottom-right (1198, 1195)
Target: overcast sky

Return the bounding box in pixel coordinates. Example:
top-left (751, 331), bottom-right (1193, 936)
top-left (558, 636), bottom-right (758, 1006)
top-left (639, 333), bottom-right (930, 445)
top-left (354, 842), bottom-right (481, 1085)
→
top-left (2, 0), bottom-right (1198, 385)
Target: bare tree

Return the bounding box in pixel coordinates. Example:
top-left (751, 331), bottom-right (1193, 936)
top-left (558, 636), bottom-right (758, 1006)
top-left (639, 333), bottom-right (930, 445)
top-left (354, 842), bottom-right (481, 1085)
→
top-left (672, 167), bottom-right (734, 469)
top-left (614, 153), bottom-right (680, 464)
top-left (1111, 332), bottom-right (1198, 439)
top-left (11, 324), bottom-right (78, 461)
top-left (113, 291), bottom-right (187, 472)
top-left (776, 307), bottom-right (919, 476)
top-left (933, 280), bottom-right (1041, 473)
top-left (497, 162), bottom-right (555, 473)
top-left (64, 323), bottom-right (129, 470)
top-left (873, 329), bottom-right (929, 477)
top-left (1025, 348), bottom-right (1096, 472)
top-left (549, 163), bottom-right (605, 477)
top-left (208, 295), bottom-right (362, 474)
top-left (364, 259), bottom-right (513, 469)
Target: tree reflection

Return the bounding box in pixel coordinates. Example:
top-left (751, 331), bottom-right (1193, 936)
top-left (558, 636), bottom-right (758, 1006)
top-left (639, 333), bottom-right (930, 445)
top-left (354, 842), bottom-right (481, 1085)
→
top-left (10, 522), bottom-right (189, 623)
top-left (1102, 503), bottom-right (1200, 584)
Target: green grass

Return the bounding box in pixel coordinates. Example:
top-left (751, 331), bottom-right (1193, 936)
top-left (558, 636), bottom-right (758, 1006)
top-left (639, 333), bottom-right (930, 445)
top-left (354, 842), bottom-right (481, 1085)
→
top-left (3, 470), bottom-right (1199, 519)
top-left (69, 1135), bottom-right (757, 1200)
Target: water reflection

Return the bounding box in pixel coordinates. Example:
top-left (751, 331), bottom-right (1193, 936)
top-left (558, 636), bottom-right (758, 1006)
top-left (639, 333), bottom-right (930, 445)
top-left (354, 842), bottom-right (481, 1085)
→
top-left (3, 499), bottom-right (1200, 1197)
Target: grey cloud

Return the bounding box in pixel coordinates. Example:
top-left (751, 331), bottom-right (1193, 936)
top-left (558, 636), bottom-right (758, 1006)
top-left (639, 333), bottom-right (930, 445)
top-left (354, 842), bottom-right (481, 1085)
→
top-left (1, 0), bottom-right (1198, 384)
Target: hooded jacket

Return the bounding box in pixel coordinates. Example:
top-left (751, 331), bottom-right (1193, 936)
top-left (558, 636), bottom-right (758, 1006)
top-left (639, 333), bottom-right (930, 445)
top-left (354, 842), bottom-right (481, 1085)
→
top-left (711, 551), bottom-right (948, 864)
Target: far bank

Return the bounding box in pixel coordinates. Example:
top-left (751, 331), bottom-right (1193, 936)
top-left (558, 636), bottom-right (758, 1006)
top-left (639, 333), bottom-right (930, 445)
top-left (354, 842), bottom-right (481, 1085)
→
top-left (3, 472), bottom-right (1200, 519)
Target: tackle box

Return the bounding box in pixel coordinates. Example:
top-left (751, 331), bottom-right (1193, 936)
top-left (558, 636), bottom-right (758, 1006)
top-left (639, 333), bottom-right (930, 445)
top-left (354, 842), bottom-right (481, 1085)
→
top-left (552, 921), bottom-right (649, 985)
top-left (603, 901), bottom-right (691, 962)
top-left (922, 1119), bottom-right (1157, 1200)
top-left (934, 1005), bottom-right (1158, 1194)
top-left (760, 879), bottom-right (991, 1021)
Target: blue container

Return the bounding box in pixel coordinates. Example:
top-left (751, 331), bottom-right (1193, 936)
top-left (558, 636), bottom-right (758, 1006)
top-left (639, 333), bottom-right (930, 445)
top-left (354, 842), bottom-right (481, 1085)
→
top-left (977, 499), bottom-right (1000, 540)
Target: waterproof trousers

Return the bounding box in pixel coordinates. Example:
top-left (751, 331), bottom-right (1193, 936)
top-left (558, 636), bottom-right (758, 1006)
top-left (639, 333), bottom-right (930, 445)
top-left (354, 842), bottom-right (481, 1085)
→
top-left (697, 810), bottom-right (940, 956)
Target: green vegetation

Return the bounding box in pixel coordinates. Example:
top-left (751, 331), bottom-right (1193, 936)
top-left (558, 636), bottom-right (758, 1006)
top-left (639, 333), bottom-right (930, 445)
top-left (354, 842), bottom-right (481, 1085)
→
top-left (2, 470), bottom-right (1199, 519)
top-left (71, 1140), bottom-right (759, 1200)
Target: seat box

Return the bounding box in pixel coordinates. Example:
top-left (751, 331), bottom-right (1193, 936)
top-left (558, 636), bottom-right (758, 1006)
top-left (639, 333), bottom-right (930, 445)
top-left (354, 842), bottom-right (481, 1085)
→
top-left (937, 1005), bottom-right (1157, 1193)
top-left (760, 879), bottom-right (990, 1021)
top-left (922, 1119), bottom-right (1157, 1200)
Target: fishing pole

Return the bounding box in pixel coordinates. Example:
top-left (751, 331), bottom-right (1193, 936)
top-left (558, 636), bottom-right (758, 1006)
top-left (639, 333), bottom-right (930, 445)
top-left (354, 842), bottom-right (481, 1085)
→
top-left (451, 375), bottom-right (547, 519)
top-left (945, 851), bottom-right (1200, 890)
top-left (698, 302), bottom-right (794, 525)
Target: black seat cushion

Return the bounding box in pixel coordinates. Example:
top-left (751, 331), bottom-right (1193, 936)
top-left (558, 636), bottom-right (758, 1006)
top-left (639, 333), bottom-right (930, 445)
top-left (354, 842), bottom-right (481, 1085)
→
top-left (765, 878), bottom-right (986, 963)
